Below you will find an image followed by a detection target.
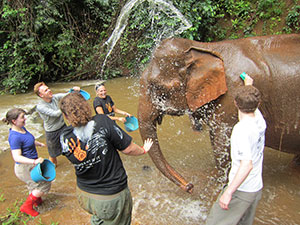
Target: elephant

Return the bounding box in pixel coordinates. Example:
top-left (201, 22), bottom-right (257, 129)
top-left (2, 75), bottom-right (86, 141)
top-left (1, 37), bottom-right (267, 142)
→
top-left (138, 34), bottom-right (300, 193)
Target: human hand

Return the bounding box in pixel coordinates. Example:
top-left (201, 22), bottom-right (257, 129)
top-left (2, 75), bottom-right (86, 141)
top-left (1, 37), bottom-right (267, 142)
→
top-left (35, 141), bottom-right (46, 147)
top-left (35, 157), bottom-right (44, 165)
top-left (125, 112), bottom-right (131, 117)
top-left (142, 138), bottom-right (153, 153)
top-left (73, 86), bottom-right (80, 91)
top-left (218, 191), bottom-right (232, 210)
top-left (119, 117), bottom-right (126, 123)
top-left (244, 74), bottom-right (253, 86)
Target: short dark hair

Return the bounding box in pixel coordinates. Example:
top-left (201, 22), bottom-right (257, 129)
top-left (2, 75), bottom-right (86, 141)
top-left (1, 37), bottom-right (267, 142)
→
top-left (234, 86), bottom-right (261, 113)
top-left (60, 92), bottom-right (92, 127)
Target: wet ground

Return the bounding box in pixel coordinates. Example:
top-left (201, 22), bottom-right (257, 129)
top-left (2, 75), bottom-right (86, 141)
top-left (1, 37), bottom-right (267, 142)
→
top-left (0, 77), bottom-right (300, 224)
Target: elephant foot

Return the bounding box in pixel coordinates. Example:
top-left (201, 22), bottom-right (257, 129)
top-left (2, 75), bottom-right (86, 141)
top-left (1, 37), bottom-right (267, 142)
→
top-left (180, 183), bottom-right (194, 193)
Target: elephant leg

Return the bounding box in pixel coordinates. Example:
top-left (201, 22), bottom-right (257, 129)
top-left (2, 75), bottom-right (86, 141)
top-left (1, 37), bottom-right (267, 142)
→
top-left (209, 119), bottom-right (232, 183)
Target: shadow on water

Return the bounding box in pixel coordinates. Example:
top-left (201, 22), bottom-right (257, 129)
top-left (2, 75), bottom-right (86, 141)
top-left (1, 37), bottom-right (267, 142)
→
top-left (0, 77), bottom-right (299, 224)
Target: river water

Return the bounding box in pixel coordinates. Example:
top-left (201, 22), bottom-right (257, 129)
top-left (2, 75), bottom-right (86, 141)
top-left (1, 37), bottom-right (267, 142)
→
top-left (0, 77), bottom-right (299, 224)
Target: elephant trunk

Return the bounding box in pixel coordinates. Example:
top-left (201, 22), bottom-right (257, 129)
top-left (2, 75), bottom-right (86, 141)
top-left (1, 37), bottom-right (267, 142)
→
top-left (147, 141), bottom-right (194, 193)
top-left (138, 99), bottom-right (194, 193)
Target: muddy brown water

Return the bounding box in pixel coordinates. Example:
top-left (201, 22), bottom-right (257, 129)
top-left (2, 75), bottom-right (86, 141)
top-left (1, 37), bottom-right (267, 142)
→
top-left (0, 77), bottom-right (299, 224)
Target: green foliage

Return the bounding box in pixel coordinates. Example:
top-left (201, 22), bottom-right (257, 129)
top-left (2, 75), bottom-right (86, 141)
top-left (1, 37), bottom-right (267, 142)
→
top-left (0, 199), bottom-right (30, 225)
top-left (0, 189), bottom-right (5, 202)
top-left (257, 0), bottom-right (284, 20)
top-left (0, 0), bottom-right (121, 93)
top-left (285, 5), bottom-right (300, 32)
top-left (0, 194), bottom-right (59, 225)
top-left (0, 0), bottom-right (299, 93)
top-left (177, 0), bottom-right (225, 41)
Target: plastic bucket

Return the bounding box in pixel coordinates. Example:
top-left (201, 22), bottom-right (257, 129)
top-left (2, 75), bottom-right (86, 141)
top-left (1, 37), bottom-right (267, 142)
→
top-left (69, 89), bottom-right (90, 100)
top-left (30, 159), bottom-right (56, 182)
top-left (124, 116), bottom-right (139, 132)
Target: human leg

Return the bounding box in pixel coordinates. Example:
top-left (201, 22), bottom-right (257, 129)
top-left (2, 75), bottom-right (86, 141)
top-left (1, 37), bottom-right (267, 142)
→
top-left (45, 125), bottom-right (65, 167)
top-left (31, 189), bottom-right (44, 206)
top-left (206, 189), bottom-right (257, 225)
top-left (76, 187), bottom-right (132, 225)
top-left (238, 190), bottom-right (262, 225)
top-left (15, 163), bottom-right (52, 212)
top-left (49, 156), bottom-right (57, 167)
top-left (20, 193), bottom-right (39, 216)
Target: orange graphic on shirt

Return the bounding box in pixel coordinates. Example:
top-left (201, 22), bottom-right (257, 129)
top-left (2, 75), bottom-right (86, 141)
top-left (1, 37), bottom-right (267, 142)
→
top-left (68, 138), bottom-right (87, 161)
top-left (105, 103), bottom-right (113, 113)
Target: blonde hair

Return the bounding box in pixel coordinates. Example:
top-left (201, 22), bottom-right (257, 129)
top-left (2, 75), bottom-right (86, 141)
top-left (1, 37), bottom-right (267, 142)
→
top-left (34, 82), bottom-right (46, 96)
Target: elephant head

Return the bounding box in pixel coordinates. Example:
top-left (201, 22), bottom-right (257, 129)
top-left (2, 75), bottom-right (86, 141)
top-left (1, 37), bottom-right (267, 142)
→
top-left (138, 34), bottom-right (300, 193)
top-left (138, 38), bottom-right (228, 192)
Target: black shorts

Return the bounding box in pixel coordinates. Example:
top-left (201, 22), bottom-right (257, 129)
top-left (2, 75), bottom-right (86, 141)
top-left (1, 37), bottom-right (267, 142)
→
top-left (45, 124), bottom-right (66, 157)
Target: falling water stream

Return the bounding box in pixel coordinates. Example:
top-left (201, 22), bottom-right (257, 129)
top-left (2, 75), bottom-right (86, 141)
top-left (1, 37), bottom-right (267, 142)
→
top-left (101, 0), bottom-right (192, 75)
top-left (0, 77), bottom-right (299, 224)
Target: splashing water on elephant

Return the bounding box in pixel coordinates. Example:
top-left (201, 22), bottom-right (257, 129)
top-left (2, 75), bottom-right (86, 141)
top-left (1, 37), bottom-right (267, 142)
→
top-left (0, 77), bottom-right (299, 224)
top-left (100, 0), bottom-right (192, 75)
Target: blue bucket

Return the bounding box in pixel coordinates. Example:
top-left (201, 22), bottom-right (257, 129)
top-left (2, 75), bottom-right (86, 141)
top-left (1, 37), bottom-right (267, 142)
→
top-left (69, 89), bottom-right (90, 100)
top-left (124, 116), bottom-right (139, 132)
top-left (30, 159), bottom-right (56, 182)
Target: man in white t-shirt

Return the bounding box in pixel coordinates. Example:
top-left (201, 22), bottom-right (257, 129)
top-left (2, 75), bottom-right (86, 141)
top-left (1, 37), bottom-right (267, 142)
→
top-left (206, 75), bottom-right (267, 225)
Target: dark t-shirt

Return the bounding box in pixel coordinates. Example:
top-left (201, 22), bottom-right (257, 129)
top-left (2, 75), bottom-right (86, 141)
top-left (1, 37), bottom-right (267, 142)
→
top-left (93, 95), bottom-right (115, 116)
top-left (60, 114), bottom-right (132, 195)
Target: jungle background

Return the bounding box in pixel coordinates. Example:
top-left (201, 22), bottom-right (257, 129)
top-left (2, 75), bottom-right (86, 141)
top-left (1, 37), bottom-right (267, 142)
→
top-left (1, 0), bottom-right (300, 94)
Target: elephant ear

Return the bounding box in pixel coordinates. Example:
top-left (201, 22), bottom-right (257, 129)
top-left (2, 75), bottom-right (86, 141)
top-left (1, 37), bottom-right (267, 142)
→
top-left (185, 48), bottom-right (227, 111)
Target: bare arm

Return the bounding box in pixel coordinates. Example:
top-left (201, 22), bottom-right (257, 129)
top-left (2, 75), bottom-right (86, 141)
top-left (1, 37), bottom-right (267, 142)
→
top-left (121, 138), bottom-right (153, 156)
top-left (11, 150), bottom-right (44, 165)
top-left (95, 106), bottom-right (105, 114)
top-left (113, 106), bottom-right (131, 117)
top-left (35, 141), bottom-right (45, 147)
top-left (98, 105), bottom-right (130, 123)
top-left (219, 160), bottom-right (253, 209)
top-left (111, 106), bottom-right (131, 123)
top-left (96, 105), bottom-right (125, 122)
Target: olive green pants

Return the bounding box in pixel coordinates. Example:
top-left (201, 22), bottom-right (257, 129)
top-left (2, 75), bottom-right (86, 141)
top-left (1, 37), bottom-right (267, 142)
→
top-left (76, 187), bottom-right (132, 225)
top-left (206, 188), bottom-right (262, 225)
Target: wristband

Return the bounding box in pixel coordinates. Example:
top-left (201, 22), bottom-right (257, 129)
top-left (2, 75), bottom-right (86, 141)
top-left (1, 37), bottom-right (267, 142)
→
top-left (142, 147), bottom-right (146, 154)
top-left (33, 159), bottom-right (36, 165)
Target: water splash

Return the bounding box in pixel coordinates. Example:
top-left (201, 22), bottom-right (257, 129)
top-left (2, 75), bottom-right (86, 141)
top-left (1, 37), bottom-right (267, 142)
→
top-left (101, 0), bottom-right (192, 75)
